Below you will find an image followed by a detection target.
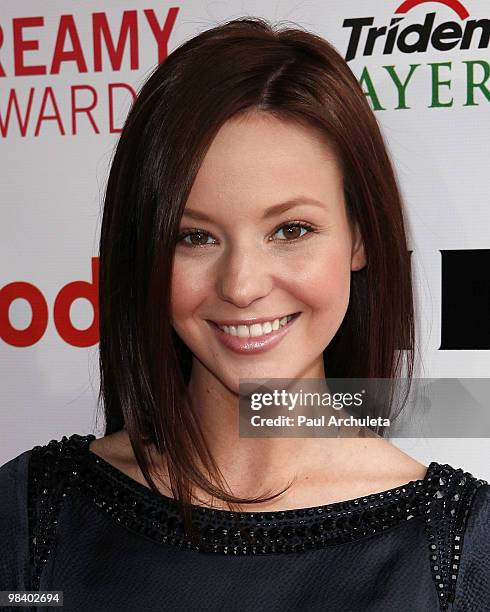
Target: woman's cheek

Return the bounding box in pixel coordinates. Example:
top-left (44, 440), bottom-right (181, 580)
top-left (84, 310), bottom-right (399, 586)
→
top-left (171, 262), bottom-right (196, 320)
top-left (170, 260), bottom-right (208, 320)
top-left (291, 245), bottom-right (352, 310)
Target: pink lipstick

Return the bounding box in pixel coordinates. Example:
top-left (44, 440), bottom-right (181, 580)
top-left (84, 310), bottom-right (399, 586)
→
top-left (207, 312), bottom-right (301, 354)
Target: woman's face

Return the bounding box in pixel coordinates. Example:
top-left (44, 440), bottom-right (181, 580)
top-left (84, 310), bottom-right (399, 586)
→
top-left (170, 110), bottom-right (365, 393)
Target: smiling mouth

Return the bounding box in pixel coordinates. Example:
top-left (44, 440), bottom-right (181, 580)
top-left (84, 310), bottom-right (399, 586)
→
top-left (209, 312), bottom-right (301, 338)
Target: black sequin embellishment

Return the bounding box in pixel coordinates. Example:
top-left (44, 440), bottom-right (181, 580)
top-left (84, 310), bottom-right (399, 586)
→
top-left (423, 463), bottom-right (487, 611)
top-left (27, 434), bottom-right (90, 590)
top-left (27, 433), bottom-right (488, 611)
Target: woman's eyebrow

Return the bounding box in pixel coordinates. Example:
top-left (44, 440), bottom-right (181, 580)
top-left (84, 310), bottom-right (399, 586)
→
top-left (182, 197), bottom-right (328, 222)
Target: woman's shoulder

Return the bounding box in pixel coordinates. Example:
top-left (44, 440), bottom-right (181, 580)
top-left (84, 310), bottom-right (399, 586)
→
top-left (417, 462), bottom-right (489, 610)
top-left (461, 479), bottom-right (490, 529)
top-left (0, 442), bottom-right (40, 526)
top-left (423, 460), bottom-right (489, 535)
top-left (0, 433), bottom-right (95, 510)
top-left (0, 447), bottom-right (33, 590)
top-left (0, 447), bottom-right (32, 523)
top-left (0, 446), bottom-right (31, 489)
top-left (453, 479), bottom-right (490, 608)
top-left (0, 432), bottom-right (94, 471)
top-left (0, 433), bottom-right (95, 590)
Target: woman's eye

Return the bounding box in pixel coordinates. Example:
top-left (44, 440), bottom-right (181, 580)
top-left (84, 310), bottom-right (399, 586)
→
top-left (177, 230), bottom-right (215, 247)
top-left (273, 222), bottom-right (314, 241)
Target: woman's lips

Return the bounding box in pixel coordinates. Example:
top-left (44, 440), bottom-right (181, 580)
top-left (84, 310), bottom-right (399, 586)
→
top-left (207, 312), bottom-right (301, 354)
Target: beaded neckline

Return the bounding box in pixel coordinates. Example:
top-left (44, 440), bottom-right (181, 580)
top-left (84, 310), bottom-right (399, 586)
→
top-left (28, 432), bottom-right (488, 612)
top-left (84, 433), bottom-right (437, 519)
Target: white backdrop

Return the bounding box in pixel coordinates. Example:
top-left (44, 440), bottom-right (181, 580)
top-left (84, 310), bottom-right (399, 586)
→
top-left (1, 0), bottom-right (489, 478)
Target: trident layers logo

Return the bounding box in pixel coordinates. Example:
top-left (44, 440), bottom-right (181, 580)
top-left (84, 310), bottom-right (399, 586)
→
top-left (343, 0), bottom-right (489, 61)
top-left (342, 0), bottom-right (490, 109)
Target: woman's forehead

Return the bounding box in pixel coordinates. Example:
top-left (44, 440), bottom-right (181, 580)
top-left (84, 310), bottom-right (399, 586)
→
top-left (184, 114), bottom-right (343, 215)
top-left (201, 111), bottom-right (338, 167)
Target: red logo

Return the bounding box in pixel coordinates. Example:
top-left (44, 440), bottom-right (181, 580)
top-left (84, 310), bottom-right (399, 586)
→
top-left (395, 0), bottom-right (469, 20)
top-left (1, 258), bottom-right (99, 347)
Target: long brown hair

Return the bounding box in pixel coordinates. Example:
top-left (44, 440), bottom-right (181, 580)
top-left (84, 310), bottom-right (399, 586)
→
top-left (97, 17), bottom-right (415, 535)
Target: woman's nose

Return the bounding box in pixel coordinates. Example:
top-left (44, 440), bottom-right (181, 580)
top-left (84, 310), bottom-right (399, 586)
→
top-left (217, 246), bottom-right (273, 307)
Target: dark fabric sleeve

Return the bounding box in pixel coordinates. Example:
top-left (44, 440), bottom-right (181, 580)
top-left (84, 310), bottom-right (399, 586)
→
top-left (0, 450), bottom-right (32, 592)
top-left (454, 483), bottom-right (490, 611)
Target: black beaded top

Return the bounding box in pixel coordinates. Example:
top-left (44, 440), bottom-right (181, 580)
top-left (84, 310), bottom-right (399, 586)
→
top-left (27, 433), bottom-right (488, 611)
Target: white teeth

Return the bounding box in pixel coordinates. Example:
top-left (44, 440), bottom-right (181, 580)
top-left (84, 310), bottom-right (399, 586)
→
top-left (218, 314), bottom-right (297, 337)
top-left (237, 325), bottom-right (249, 338)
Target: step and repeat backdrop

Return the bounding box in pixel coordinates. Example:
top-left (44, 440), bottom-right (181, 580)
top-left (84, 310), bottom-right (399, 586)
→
top-left (1, 1), bottom-right (489, 475)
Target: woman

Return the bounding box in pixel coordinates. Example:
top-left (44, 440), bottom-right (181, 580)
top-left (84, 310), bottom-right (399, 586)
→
top-left (1, 17), bottom-right (488, 612)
